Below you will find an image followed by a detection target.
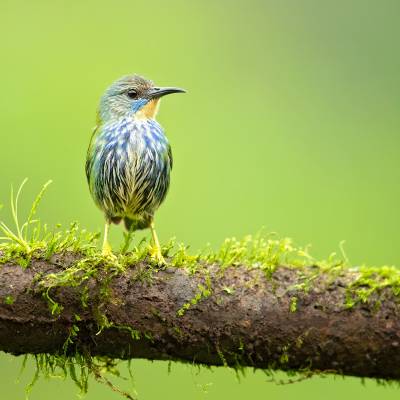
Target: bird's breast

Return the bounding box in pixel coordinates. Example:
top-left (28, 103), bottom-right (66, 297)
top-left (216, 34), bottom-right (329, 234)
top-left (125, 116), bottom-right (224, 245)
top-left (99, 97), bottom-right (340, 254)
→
top-left (88, 117), bottom-right (172, 217)
top-left (100, 118), bottom-right (168, 152)
top-left (92, 118), bottom-right (169, 170)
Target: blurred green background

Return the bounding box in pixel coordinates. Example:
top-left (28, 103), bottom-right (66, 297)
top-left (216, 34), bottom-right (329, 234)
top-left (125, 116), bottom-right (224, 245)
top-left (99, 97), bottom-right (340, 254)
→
top-left (1, 0), bottom-right (400, 398)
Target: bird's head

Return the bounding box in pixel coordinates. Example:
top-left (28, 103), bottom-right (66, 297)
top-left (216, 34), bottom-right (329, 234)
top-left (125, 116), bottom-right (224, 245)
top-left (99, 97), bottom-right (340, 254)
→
top-left (98, 75), bottom-right (185, 122)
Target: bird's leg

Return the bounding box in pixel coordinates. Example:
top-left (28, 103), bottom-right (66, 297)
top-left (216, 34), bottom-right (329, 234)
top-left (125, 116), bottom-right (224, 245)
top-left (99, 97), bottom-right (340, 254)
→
top-left (102, 221), bottom-right (113, 256)
top-left (149, 220), bottom-right (165, 264)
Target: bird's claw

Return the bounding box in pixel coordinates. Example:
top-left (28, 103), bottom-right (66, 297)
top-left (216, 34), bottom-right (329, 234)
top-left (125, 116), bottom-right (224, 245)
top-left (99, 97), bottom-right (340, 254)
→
top-left (102, 242), bottom-right (117, 260)
top-left (102, 252), bottom-right (118, 261)
top-left (149, 245), bottom-right (166, 265)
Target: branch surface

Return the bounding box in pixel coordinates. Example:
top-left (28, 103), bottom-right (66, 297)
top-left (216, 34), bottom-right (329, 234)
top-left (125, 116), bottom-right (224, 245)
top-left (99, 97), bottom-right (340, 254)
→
top-left (0, 253), bottom-right (399, 380)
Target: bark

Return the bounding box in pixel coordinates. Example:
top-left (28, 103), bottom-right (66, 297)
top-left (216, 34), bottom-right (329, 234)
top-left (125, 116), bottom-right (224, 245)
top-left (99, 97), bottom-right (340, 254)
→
top-left (0, 253), bottom-right (399, 380)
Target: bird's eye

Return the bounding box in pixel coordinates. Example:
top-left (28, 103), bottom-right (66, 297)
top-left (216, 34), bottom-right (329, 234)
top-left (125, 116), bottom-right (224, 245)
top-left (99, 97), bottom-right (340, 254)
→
top-left (126, 90), bottom-right (138, 99)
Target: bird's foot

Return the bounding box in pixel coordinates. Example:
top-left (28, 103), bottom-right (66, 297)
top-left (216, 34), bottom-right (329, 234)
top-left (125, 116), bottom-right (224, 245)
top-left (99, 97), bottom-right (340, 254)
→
top-left (149, 245), bottom-right (165, 265)
top-left (102, 241), bottom-right (116, 259)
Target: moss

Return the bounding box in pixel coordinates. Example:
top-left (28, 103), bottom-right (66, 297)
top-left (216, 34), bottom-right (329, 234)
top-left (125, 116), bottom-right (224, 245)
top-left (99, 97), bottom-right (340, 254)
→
top-left (216, 345), bottom-right (228, 367)
top-left (4, 295), bottom-right (15, 305)
top-left (279, 345), bottom-right (290, 365)
top-left (344, 265), bottom-right (400, 309)
top-left (63, 314), bottom-right (82, 353)
top-left (22, 353), bottom-right (136, 400)
top-left (222, 286), bottom-right (235, 295)
top-left (201, 233), bottom-right (316, 277)
top-left (289, 297), bottom-right (298, 313)
top-left (177, 270), bottom-right (212, 317)
top-left (172, 325), bottom-right (184, 339)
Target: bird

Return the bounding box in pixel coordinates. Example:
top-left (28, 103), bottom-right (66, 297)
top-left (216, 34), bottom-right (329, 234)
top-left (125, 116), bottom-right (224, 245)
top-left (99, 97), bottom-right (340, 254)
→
top-left (85, 74), bottom-right (185, 262)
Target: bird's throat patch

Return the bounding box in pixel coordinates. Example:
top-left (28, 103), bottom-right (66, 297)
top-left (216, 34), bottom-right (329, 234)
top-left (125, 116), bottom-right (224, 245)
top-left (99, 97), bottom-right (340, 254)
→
top-left (136, 99), bottom-right (160, 119)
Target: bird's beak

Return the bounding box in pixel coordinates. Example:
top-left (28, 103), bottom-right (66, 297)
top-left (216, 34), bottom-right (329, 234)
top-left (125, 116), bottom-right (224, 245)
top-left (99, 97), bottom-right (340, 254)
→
top-left (147, 87), bottom-right (186, 99)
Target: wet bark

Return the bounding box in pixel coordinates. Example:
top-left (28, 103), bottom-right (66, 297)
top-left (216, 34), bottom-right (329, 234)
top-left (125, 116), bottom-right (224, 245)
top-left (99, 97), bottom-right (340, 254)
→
top-left (0, 253), bottom-right (399, 380)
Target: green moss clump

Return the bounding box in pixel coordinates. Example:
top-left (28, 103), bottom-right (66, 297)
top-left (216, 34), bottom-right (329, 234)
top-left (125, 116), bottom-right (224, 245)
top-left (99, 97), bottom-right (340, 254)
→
top-left (345, 265), bottom-right (400, 309)
top-left (4, 295), bottom-right (15, 305)
top-left (289, 297), bottom-right (298, 313)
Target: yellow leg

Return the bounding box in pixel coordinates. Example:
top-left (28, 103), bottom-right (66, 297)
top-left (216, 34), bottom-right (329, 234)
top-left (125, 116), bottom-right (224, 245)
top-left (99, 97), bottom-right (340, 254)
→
top-left (150, 220), bottom-right (165, 264)
top-left (102, 221), bottom-right (113, 256)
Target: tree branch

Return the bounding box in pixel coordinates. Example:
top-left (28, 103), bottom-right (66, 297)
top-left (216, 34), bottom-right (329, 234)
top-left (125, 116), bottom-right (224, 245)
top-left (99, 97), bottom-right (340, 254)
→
top-left (0, 253), bottom-right (399, 380)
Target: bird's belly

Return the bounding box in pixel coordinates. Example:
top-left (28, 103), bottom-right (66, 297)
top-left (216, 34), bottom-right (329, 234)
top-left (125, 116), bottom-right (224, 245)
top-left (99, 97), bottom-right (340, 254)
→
top-left (126, 140), bottom-right (171, 216)
top-left (90, 124), bottom-right (171, 219)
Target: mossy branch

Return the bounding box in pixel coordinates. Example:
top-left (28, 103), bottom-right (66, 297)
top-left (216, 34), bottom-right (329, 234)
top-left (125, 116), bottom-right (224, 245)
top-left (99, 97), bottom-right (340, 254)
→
top-left (1, 181), bottom-right (400, 397)
top-left (1, 251), bottom-right (400, 382)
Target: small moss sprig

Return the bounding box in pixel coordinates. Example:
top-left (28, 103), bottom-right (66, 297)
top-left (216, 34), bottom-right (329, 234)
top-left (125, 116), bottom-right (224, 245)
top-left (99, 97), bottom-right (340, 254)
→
top-left (0, 179), bottom-right (99, 267)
